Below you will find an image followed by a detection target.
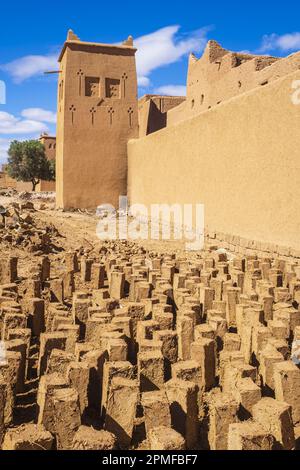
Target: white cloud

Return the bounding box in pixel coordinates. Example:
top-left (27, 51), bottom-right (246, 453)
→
top-left (135, 25), bottom-right (211, 88)
top-left (21, 108), bottom-right (57, 123)
top-left (259, 32), bottom-right (300, 53)
top-left (0, 138), bottom-right (10, 164)
top-left (0, 80), bottom-right (6, 104)
top-left (1, 25), bottom-right (210, 89)
top-left (0, 111), bottom-right (48, 135)
top-left (1, 54), bottom-right (58, 83)
top-left (154, 85), bottom-right (186, 96)
top-left (138, 76), bottom-right (151, 88)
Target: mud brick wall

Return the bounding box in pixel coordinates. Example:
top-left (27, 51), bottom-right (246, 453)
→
top-left (128, 70), bottom-right (300, 252)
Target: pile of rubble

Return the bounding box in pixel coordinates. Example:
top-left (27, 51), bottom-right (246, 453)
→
top-left (0, 189), bottom-right (18, 198)
top-left (18, 191), bottom-right (55, 202)
top-left (0, 201), bottom-right (63, 254)
top-left (0, 240), bottom-right (300, 451)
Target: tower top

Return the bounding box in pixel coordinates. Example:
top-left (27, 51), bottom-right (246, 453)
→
top-left (202, 40), bottom-right (228, 63)
top-left (123, 35), bottom-right (134, 47)
top-left (59, 31), bottom-right (136, 62)
top-left (188, 53), bottom-right (198, 67)
top-left (67, 29), bottom-right (80, 41)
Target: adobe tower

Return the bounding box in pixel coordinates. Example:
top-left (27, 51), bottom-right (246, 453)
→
top-left (56, 30), bottom-right (138, 209)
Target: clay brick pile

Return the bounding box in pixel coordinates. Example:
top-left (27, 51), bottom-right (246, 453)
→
top-left (0, 242), bottom-right (300, 451)
top-left (0, 201), bottom-right (61, 254)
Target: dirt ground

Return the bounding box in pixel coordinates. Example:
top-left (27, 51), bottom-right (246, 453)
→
top-left (0, 189), bottom-right (194, 282)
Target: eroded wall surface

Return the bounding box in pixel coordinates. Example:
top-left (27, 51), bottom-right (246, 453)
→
top-left (128, 71), bottom-right (300, 251)
top-left (0, 170), bottom-right (17, 189)
top-left (168, 40), bottom-right (300, 126)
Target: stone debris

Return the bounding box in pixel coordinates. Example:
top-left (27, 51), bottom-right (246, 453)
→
top-left (0, 200), bottom-right (62, 254)
top-left (2, 423), bottom-right (54, 450)
top-left (72, 426), bottom-right (117, 450)
top-left (148, 426), bottom-right (186, 450)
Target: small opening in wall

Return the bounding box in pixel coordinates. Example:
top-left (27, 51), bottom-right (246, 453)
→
top-left (201, 94), bottom-right (204, 105)
top-left (106, 78), bottom-right (121, 99)
top-left (59, 80), bottom-right (64, 101)
top-left (191, 99), bottom-right (195, 108)
top-left (238, 81), bottom-right (242, 88)
top-left (260, 80), bottom-right (269, 86)
top-left (85, 77), bottom-right (100, 97)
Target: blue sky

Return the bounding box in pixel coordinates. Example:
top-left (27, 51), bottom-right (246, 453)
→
top-left (1, 0), bottom-right (300, 163)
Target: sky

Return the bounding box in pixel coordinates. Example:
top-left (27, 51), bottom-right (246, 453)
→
top-left (1, 0), bottom-right (300, 164)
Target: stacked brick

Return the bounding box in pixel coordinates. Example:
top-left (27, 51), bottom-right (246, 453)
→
top-left (0, 244), bottom-right (300, 450)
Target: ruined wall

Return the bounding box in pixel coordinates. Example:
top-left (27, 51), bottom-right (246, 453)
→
top-left (139, 95), bottom-right (186, 137)
top-left (15, 181), bottom-right (33, 192)
top-left (56, 31), bottom-right (138, 209)
top-left (0, 172), bottom-right (8, 188)
top-left (128, 70), bottom-right (300, 253)
top-left (168, 40), bottom-right (300, 126)
top-left (0, 165), bottom-right (17, 189)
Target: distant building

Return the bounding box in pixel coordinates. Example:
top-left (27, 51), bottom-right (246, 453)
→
top-left (138, 95), bottom-right (186, 137)
top-left (38, 133), bottom-right (56, 192)
top-left (0, 134), bottom-right (56, 192)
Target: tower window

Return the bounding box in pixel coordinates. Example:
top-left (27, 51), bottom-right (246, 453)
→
top-left (105, 78), bottom-right (121, 99)
top-left (85, 77), bottom-right (100, 97)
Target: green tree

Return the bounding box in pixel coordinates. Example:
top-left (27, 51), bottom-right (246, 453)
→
top-left (7, 140), bottom-right (55, 191)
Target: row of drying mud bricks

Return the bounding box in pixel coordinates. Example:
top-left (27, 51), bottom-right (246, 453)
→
top-left (1, 250), bottom-right (300, 450)
top-left (205, 230), bottom-right (300, 259)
